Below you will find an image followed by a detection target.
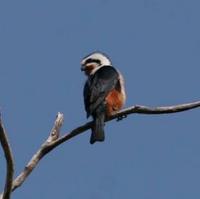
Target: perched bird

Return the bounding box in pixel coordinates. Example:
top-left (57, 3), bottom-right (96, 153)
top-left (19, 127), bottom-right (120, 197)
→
top-left (81, 52), bottom-right (126, 144)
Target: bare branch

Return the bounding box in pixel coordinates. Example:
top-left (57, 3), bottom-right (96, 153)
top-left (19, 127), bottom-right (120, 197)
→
top-left (12, 112), bottom-right (64, 191)
top-left (1, 100), bottom-right (200, 195)
top-left (111, 100), bottom-right (200, 117)
top-left (46, 101), bottom-right (200, 151)
top-left (0, 117), bottom-right (14, 199)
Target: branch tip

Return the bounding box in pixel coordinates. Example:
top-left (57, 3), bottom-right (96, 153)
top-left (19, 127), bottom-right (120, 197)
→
top-left (47, 113), bottom-right (64, 143)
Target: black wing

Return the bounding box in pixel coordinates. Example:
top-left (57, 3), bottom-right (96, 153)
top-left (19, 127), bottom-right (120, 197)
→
top-left (83, 66), bottom-right (119, 117)
top-left (83, 80), bottom-right (91, 117)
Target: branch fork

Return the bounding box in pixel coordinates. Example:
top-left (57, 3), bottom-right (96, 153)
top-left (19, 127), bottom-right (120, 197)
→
top-left (0, 100), bottom-right (200, 198)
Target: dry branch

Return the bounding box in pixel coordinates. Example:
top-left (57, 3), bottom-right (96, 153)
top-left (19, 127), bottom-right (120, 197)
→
top-left (0, 117), bottom-right (14, 199)
top-left (12, 112), bottom-right (64, 191)
top-left (0, 100), bottom-right (200, 195)
top-left (47, 100), bottom-right (200, 150)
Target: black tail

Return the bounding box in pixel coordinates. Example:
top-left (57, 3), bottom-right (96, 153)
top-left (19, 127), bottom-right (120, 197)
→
top-left (90, 113), bottom-right (105, 144)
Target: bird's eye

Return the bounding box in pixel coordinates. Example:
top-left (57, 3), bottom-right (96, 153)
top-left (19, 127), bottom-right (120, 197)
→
top-left (85, 59), bottom-right (93, 64)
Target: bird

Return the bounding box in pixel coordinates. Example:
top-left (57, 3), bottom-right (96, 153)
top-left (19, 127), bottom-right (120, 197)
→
top-left (81, 52), bottom-right (126, 144)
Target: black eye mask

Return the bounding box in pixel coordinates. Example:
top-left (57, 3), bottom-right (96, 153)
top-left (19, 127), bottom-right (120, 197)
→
top-left (85, 58), bottom-right (101, 65)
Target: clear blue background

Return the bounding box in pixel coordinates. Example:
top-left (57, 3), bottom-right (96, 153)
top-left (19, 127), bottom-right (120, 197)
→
top-left (0, 0), bottom-right (200, 198)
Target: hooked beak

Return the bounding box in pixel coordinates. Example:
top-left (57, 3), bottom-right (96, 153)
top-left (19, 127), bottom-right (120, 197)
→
top-left (81, 62), bottom-right (85, 71)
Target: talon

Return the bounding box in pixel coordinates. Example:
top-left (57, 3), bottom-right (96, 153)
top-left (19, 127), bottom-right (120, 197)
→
top-left (116, 117), bottom-right (121, 121)
top-left (117, 114), bottom-right (127, 121)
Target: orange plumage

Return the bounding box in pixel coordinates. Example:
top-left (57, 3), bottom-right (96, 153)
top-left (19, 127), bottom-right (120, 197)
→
top-left (105, 89), bottom-right (125, 116)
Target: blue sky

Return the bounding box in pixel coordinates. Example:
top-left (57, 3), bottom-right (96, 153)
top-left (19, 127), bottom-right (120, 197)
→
top-left (0, 0), bottom-right (200, 198)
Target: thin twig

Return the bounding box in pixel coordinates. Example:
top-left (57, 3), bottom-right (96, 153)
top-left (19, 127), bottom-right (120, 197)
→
top-left (1, 101), bottom-right (200, 195)
top-left (0, 117), bottom-right (14, 199)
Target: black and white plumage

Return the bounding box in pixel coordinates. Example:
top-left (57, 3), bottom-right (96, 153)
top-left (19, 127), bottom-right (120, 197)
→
top-left (81, 52), bottom-right (126, 144)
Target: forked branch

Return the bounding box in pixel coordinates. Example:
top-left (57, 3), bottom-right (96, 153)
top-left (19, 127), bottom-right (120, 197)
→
top-left (0, 100), bottom-right (200, 196)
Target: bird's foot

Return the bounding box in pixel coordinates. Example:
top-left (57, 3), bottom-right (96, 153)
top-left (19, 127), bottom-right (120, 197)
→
top-left (117, 114), bottom-right (127, 121)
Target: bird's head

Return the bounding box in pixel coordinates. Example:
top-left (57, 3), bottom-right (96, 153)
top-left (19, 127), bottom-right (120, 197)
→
top-left (81, 52), bottom-right (112, 76)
